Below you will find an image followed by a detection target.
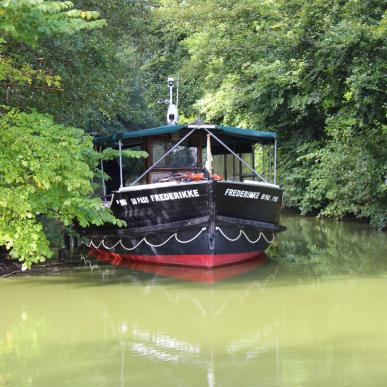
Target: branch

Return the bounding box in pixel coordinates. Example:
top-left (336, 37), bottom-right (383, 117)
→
top-left (0, 270), bottom-right (19, 278)
top-left (0, 82), bottom-right (64, 92)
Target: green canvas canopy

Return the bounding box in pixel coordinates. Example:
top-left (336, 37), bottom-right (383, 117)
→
top-left (93, 124), bottom-right (276, 146)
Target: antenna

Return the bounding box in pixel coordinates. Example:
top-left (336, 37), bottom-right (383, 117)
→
top-left (166, 77), bottom-right (178, 125)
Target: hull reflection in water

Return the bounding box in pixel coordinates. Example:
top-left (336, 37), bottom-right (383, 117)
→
top-left (88, 247), bottom-right (267, 283)
top-left (100, 257), bottom-right (280, 387)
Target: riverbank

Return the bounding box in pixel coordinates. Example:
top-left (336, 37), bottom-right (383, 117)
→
top-left (1, 210), bottom-right (385, 278)
top-left (0, 256), bottom-right (82, 278)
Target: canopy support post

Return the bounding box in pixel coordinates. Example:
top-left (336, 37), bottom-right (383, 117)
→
top-left (252, 145), bottom-right (255, 181)
top-left (262, 145), bottom-right (265, 178)
top-left (100, 158), bottom-right (107, 197)
top-left (119, 140), bottom-right (123, 188)
top-left (224, 154), bottom-right (227, 180)
top-left (274, 138), bottom-right (277, 185)
top-left (233, 148), bottom-right (236, 180)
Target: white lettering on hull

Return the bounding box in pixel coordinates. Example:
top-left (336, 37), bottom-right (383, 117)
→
top-left (224, 188), bottom-right (279, 203)
top-left (117, 189), bottom-right (200, 206)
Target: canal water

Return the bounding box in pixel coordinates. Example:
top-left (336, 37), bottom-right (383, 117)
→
top-left (0, 213), bottom-right (386, 387)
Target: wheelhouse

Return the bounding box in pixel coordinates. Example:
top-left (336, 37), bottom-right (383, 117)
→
top-left (94, 124), bottom-right (278, 198)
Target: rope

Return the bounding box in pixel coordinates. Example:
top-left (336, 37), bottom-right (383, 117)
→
top-left (86, 226), bottom-right (273, 252)
top-left (87, 227), bottom-right (207, 251)
top-left (102, 240), bottom-right (121, 250)
top-left (175, 227), bottom-right (207, 243)
top-left (260, 231), bottom-right (275, 244)
top-left (216, 227), bottom-right (274, 244)
top-left (127, 234), bottom-right (176, 249)
top-left (216, 228), bottom-right (242, 242)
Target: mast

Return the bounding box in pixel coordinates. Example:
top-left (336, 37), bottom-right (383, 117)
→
top-left (167, 77), bottom-right (178, 124)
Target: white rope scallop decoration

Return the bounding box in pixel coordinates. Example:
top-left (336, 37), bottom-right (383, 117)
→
top-left (87, 227), bottom-right (207, 251)
top-left (87, 226), bottom-right (273, 251)
top-left (175, 228), bottom-right (207, 244)
top-left (216, 228), bottom-right (242, 242)
top-left (123, 232), bottom-right (177, 249)
top-left (242, 230), bottom-right (265, 244)
top-left (259, 231), bottom-right (275, 244)
top-left (216, 226), bottom-right (274, 244)
top-left (119, 237), bottom-right (151, 250)
top-left (102, 239), bottom-right (121, 250)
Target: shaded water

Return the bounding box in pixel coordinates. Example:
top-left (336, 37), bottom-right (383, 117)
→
top-left (1, 213), bottom-right (386, 387)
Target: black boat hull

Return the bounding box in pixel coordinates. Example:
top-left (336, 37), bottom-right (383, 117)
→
top-left (84, 180), bottom-right (284, 268)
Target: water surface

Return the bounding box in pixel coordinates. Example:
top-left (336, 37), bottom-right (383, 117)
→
top-left (1, 213), bottom-right (386, 386)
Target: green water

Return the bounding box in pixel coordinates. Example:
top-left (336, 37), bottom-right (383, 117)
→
top-left (1, 213), bottom-right (386, 387)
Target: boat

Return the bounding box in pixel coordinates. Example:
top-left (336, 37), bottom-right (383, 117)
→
top-left (84, 78), bottom-right (285, 268)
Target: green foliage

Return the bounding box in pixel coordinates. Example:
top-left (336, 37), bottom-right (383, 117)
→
top-left (1, 0), bottom-right (385, 269)
top-left (102, 147), bottom-right (147, 161)
top-left (0, 0), bottom-right (106, 47)
top-left (147, 0), bottom-right (387, 228)
top-left (0, 1), bottom-right (149, 267)
top-left (269, 211), bottom-right (387, 275)
top-left (0, 109), bottom-right (124, 269)
top-left (1, 0), bottom-right (153, 132)
top-left (0, 0), bottom-right (108, 109)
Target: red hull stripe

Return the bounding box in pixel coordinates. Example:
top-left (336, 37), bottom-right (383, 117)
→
top-left (90, 248), bottom-right (264, 268)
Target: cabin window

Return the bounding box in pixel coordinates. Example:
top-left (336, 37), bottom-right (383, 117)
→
top-left (152, 140), bottom-right (198, 168)
top-left (152, 141), bottom-right (169, 167)
top-left (122, 145), bottom-right (145, 185)
top-left (213, 155), bottom-right (224, 177)
top-left (211, 153), bottom-right (253, 181)
top-left (241, 153), bottom-right (254, 178)
top-left (170, 145), bottom-right (197, 168)
top-left (226, 154), bottom-right (240, 180)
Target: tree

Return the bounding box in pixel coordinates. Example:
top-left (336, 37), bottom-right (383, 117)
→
top-left (0, 1), bottom-right (146, 268)
top-left (0, 109), bottom-right (123, 269)
top-left (0, 0), bottom-right (107, 97)
top-left (1, 0), bottom-right (154, 133)
top-left (146, 0), bottom-right (387, 227)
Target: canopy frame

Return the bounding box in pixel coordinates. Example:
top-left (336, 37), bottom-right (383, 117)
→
top-left (96, 123), bottom-right (278, 190)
